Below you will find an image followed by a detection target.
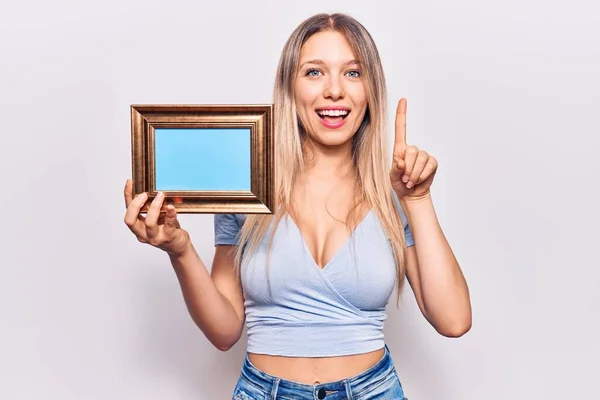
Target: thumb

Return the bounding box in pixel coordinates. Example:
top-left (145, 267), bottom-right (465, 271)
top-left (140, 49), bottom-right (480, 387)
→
top-left (392, 157), bottom-right (406, 176)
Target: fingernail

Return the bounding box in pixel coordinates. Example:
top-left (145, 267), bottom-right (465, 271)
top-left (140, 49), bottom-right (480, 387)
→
top-left (402, 175), bottom-right (409, 183)
top-left (406, 181), bottom-right (414, 189)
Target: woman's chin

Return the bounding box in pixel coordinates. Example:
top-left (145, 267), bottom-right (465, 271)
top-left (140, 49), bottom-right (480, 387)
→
top-left (310, 131), bottom-right (355, 149)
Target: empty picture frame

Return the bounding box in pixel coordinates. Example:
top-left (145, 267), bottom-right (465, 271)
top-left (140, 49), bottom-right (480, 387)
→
top-left (130, 104), bottom-right (274, 214)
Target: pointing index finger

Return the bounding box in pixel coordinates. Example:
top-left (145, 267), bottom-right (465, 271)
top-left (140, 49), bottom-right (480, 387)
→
top-left (394, 98), bottom-right (408, 153)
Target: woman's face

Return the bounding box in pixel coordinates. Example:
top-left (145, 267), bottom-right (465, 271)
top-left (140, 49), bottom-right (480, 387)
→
top-left (294, 30), bottom-right (368, 150)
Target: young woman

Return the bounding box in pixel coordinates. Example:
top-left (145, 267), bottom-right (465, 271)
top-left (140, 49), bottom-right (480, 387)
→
top-left (124, 13), bottom-right (471, 400)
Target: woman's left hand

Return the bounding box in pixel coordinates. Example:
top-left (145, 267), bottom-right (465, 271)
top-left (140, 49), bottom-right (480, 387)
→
top-left (390, 98), bottom-right (438, 200)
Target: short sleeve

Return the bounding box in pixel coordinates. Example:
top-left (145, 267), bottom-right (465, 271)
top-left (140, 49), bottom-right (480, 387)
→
top-left (392, 192), bottom-right (415, 247)
top-left (214, 214), bottom-right (241, 246)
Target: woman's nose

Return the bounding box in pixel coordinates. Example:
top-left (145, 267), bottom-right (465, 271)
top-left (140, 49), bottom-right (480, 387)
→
top-left (323, 77), bottom-right (345, 99)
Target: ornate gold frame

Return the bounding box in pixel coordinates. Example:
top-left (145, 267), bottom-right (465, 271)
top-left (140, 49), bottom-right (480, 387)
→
top-left (130, 104), bottom-right (274, 214)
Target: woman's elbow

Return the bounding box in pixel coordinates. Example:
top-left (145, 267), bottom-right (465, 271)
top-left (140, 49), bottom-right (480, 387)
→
top-left (436, 316), bottom-right (472, 338)
top-left (215, 343), bottom-right (235, 352)
top-left (212, 336), bottom-right (241, 352)
top-left (210, 327), bottom-right (244, 352)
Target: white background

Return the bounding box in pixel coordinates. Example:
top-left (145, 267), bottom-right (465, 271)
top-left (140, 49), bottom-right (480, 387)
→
top-left (1, 0), bottom-right (598, 398)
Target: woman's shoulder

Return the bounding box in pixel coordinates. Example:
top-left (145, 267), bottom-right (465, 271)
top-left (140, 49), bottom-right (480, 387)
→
top-left (214, 214), bottom-right (247, 245)
top-left (374, 191), bottom-right (414, 247)
top-left (215, 213), bottom-right (247, 225)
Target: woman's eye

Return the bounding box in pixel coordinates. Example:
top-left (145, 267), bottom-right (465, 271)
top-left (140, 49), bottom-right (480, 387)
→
top-left (306, 69), bottom-right (321, 77)
top-left (346, 70), bottom-right (361, 78)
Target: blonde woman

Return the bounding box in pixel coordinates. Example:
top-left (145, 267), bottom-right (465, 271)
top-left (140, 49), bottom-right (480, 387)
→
top-left (124, 13), bottom-right (471, 400)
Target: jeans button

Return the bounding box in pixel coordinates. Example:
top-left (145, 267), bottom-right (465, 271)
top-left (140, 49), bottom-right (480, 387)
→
top-left (317, 388), bottom-right (326, 399)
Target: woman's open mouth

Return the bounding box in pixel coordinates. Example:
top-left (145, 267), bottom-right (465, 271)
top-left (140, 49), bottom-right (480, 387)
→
top-left (316, 108), bottom-right (350, 129)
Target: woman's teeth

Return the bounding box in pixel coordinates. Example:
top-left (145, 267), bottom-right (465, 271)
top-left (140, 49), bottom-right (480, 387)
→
top-left (317, 110), bottom-right (349, 117)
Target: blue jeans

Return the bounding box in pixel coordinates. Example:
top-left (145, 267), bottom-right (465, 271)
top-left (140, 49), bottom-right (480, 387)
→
top-left (232, 345), bottom-right (407, 399)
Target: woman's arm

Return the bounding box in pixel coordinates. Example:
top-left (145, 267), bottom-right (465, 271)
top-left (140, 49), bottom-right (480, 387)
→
top-left (400, 193), bottom-right (472, 337)
top-left (124, 180), bottom-right (245, 351)
top-left (388, 99), bottom-right (471, 337)
top-left (169, 242), bottom-right (245, 351)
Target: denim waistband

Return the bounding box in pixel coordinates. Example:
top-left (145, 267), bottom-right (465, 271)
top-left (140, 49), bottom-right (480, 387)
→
top-left (237, 345), bottom-right (397, 399)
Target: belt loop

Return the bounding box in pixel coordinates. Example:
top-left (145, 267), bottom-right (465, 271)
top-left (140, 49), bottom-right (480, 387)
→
top-left (344, 379), bottom-right (353, 400)
top-left (270, 377), bottom-right (280, 399)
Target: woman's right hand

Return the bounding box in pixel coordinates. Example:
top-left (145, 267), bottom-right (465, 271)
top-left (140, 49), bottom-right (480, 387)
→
top-left (123, 179), bottom-right (191, 257)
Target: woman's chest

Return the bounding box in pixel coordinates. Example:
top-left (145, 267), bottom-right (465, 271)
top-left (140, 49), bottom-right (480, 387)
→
top-left (241, 214), bottom-right (397, 312)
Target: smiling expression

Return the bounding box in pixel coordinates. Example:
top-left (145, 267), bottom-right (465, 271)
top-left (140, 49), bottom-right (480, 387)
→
top-left (294, 30), bottom-right (368, 149)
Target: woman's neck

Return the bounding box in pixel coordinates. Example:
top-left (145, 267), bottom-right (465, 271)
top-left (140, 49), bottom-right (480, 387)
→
top-left (301, 139), bottom-right (355, 180)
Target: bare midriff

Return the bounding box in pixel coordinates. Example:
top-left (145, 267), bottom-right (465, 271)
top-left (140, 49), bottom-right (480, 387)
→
top-left (247, 347), bottom-right (385, 384)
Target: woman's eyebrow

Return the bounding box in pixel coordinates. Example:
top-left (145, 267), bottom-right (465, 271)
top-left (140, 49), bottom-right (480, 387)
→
top-left (298, 59), bottom-right (361, 68)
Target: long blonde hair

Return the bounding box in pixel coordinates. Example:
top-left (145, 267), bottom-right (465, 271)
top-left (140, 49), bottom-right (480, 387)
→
top-left (235, 13), bottom-right (408, 297)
